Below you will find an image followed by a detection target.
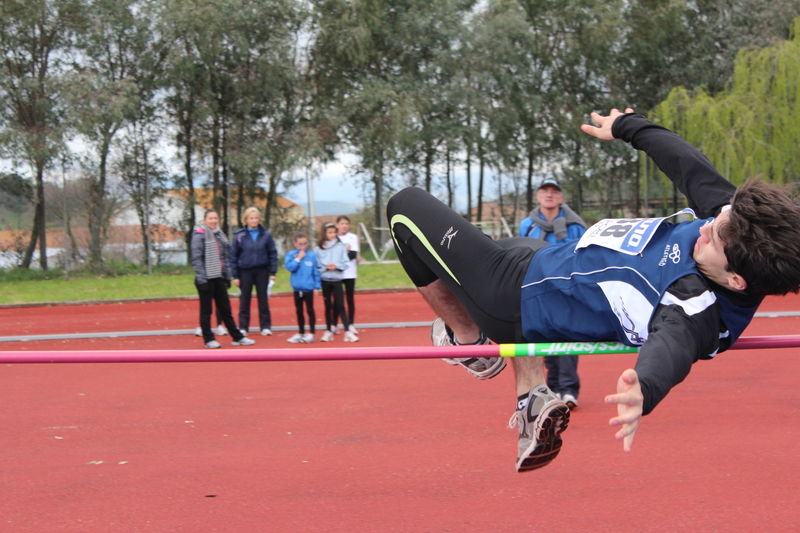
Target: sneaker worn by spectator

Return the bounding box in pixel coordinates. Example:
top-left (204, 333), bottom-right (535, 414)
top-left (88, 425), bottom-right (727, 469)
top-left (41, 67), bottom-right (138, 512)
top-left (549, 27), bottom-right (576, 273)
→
top-left (232, 337), bottom-right (255, 346)
top-left (431, 317), bottom-right (504, 379)
top-left (302, 333), bottom-right (315, 343)
top-left (508, 384), bottom-right (570, 473)
top-left (320, 330), bottom-right (334, 342)
top-left (343, 331), bottom-right (359, 342)
top-left (213, 324), bottom-right (228, 336)
top-left (205, 340), bottom-right (221, 349)
top-left (348, 324), bottom-right (358, 334)
top-left (562, 393), bottom-right (578, 409)
top-left (195, 327), bottom-right (203, 337)
top-left (261, 328), bottom-right (272, 336)
top-left (287, 333), bottom-right (304, 343)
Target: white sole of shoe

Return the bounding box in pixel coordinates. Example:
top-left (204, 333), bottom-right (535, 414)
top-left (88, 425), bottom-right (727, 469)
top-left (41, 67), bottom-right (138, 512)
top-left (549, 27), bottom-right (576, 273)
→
top-left (442, 356), bottom-right (506, 379)
top-left (516, 399), bottom-right (570, 473)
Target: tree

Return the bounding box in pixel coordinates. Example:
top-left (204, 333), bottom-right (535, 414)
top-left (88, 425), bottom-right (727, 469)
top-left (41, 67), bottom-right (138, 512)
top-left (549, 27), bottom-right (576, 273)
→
top-left (313, 0), bottom-right (464, 244)
top-left (652, 18), bottom-right (800, 187)
top-left (392, 0), bottom-right (474, 203)
top-left (116, 123), bottom-right (170, 267)
top-left (0, 0), bottom-right (85, 269)
top-left (67, 0), bottom-right (166, 266)
top-left (161, 0), bottom-right (212, 259)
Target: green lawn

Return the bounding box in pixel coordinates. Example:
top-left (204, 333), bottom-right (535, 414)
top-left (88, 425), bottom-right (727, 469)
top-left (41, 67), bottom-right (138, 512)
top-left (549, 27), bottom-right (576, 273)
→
top-left (0, 261), bottom-right (414, 305)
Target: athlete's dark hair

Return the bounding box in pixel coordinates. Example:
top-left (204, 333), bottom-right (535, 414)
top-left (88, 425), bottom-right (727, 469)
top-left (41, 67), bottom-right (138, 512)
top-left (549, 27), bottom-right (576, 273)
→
top-left (720, 179), bottom-right (800, 296)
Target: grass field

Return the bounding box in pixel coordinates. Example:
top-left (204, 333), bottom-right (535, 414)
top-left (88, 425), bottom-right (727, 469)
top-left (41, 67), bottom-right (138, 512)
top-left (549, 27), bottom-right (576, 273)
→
top-left (0, 261), bottom-right (413, 305)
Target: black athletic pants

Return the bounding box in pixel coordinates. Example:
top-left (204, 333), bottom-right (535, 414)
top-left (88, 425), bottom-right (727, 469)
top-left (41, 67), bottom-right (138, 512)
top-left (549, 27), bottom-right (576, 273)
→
top-left (386, 187), bottom-right (545, 343)
top-left (322, 280), bottom-right (349, 332)
top-left (332, 278), bottom-right (356, 327)
top-left (293, 290), bottom-right (316, 334)
top-left (237, 267), bottom-right (272, 331)
top-left (197, 278), bottom-right (245, 343)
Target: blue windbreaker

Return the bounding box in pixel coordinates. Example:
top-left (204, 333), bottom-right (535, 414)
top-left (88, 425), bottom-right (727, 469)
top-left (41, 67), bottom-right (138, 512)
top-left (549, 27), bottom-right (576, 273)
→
top-left (284, 249), bottom-right (321, 292)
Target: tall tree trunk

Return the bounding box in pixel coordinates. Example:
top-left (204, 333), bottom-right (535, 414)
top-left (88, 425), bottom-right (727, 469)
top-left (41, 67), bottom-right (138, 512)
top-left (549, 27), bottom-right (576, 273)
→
top-left (526, 148), bottom-right (535, 213)
top-left (266, 168), bottom-right (278, 229)
top-left (465, 132), bottom-right (472, 222)
top-left (21, 207), bottom-right (40, 269)
top-left (572, 143), bottom-right (583, 216)
top-left (22, 159), bottom-right (47, 269)
top-left (88, 136), bottom-right (111, 264)
top-left (373, 156), bottom-right (384, 249)
top-left (36, 160), bottom-right (47, 270)
top-left (212, 114), bottom-right (223, 215)
top-left (183, 116), bottom-right (196, 264)
top-left (221, 129), bottom-right (229, 235)
top-left (446, 145), bottom-right (453, 208)
top-left (477, 136), bottom-right (485, 222)
top-left (424, 141), bottom-right (433, 192)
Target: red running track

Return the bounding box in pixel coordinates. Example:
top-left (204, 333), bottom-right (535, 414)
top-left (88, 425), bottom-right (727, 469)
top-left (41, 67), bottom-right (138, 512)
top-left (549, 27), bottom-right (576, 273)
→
top-left (1, 290), bottom-right (799, 532)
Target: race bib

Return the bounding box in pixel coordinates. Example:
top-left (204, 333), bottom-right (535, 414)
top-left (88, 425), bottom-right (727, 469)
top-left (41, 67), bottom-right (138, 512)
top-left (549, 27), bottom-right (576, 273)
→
top-left (575, 208), bottom-right (695, 255)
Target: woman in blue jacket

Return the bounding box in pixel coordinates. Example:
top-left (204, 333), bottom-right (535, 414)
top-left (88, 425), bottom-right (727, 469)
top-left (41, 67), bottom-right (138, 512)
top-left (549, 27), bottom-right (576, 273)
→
top-left (229, 207), bottom-right (278, 336)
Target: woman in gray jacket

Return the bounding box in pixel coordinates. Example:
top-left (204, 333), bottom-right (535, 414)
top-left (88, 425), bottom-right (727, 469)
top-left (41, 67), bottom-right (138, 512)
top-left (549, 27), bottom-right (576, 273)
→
top-left (191, 209), bottom-right (255, 349)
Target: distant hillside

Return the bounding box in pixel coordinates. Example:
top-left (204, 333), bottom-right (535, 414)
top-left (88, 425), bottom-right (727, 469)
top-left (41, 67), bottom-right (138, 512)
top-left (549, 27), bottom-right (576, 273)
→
top-left (299, 201), bottom-right (363, 216)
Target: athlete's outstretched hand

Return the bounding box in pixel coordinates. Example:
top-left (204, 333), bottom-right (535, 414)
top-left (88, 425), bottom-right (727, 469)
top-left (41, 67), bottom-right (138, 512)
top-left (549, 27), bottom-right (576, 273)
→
top-left (581, 108), bottom-right (635, 141)
top-left (605, 368), bottom-right (643, 453)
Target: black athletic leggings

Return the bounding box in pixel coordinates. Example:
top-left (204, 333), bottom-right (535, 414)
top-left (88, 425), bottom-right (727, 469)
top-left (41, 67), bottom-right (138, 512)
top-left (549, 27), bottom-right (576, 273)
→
top-left (321, 280), bottom-right (350, 332)
top-left (332, 278), bottom-right (355, 326)
top-left (386, 187), bottom-right (546, 343)
top-left (293, 290), bottom-right (316, 334)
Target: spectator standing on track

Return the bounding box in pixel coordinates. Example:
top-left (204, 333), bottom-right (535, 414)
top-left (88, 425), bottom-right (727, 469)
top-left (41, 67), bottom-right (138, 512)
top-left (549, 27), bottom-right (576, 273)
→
top-left (332, 215), bottom-right (360, 335)
top-left (230, 207), bottom-right (278, 337)
top-left (386, 109), bottom-right (800, 473)
top-left (315, 222), bottom-right (359, 343)
top-left (284, 232), bottom-right (321, 343)
top-left (519, 179), bottom-right (588, 410)
top-left (191, 209), bottom-right (255, 349)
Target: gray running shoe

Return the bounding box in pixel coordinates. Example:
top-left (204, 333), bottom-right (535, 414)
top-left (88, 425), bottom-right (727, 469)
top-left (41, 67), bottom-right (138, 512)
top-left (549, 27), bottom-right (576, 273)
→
top-left (205, 340), bottom-right (221, 349)
top-left (432, 317), bottom-right (505, 379)
top-left (508, 385), bottom-right (570, 472)
top-left (232, 337), bottom-right (255, 346)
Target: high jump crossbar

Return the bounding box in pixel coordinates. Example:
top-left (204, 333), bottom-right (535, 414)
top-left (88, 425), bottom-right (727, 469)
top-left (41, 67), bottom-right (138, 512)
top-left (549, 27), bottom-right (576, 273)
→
top-left (0, 335), bottom-right (798, 364)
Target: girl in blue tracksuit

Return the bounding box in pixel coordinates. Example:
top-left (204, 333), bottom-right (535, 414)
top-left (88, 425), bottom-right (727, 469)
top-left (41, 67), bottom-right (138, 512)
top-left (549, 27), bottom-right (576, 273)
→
top-left (314, 222), bottom-right (358, 342)
top-left (283, 232), bottom-right (321, 343)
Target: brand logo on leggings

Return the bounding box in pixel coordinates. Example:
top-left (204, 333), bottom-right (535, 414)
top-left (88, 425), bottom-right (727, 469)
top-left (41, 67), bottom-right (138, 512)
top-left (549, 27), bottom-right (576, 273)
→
top-left (441, 227), bottom-right (458, 248)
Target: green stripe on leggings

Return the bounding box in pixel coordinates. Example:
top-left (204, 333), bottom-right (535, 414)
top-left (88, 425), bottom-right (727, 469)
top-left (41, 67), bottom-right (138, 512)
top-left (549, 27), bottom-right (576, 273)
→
top-left (390, 214), bottom-right (460, 285)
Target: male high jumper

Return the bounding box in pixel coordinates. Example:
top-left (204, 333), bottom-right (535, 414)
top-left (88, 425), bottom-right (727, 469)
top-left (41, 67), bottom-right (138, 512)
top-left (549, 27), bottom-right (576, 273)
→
top-left (386, 109), bottom-right (800, 472)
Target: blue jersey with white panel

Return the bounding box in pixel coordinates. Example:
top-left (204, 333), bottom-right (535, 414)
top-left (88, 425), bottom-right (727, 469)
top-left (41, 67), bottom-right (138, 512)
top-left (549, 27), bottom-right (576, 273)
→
top-left (520, 217), bottom-right (758, 348)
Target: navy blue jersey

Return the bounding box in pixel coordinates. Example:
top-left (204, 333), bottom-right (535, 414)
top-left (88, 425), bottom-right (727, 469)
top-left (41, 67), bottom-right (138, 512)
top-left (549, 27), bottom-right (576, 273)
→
top-left (521, 218), bottom-right (758, 348)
